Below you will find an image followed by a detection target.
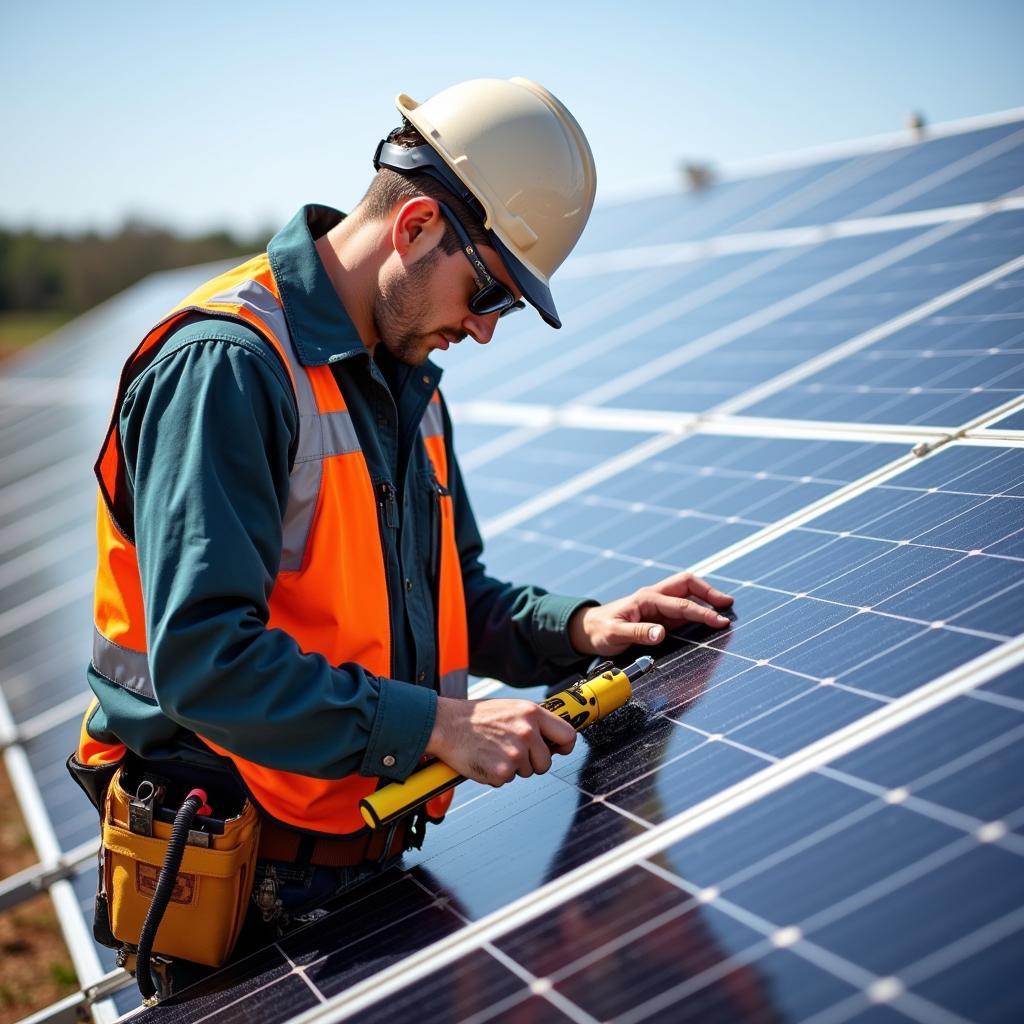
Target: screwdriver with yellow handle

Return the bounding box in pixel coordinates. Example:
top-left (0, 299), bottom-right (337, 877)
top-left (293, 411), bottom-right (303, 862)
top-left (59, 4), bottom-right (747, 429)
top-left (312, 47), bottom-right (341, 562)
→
top-left (360, 655), bottom-right (655, 829)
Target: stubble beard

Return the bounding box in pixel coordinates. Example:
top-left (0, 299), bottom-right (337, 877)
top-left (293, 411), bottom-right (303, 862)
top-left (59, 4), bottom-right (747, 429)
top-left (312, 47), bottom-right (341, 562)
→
top-left (374, 254), bottom-right (439, 367)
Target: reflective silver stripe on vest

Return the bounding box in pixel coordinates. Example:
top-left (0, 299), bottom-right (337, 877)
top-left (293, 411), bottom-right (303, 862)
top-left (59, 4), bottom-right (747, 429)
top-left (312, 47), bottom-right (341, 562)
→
top-left (205, 278), bottom-right (361, 572)
top-left (439, 668), bottom-right (468, 699)
top-left (92, 628), bottom-right (155, 700)
top-left (295, 411), bottom-right (361, 462)
top-left (419, 400), bottom-right (444, 440)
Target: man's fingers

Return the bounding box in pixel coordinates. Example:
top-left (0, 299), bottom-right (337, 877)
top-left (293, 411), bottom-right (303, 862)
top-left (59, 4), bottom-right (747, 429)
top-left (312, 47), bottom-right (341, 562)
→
top-left (611, 619), bottom-right (669, 646)
top-left (686, 576), bottom-right (734, 608)
top-left (652, 570), bottom-right (734, 607)
top-left (644, 592), bottom-right (731, 629)
top-left (529, 735), bottom-right (554, 775)
top-left (538, 707), bottom-right (577, 754)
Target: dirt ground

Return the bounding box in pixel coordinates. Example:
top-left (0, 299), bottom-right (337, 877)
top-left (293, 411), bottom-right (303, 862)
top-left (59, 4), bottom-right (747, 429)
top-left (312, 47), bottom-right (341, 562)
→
top-left (0, 761), bottom-right (79, 1023)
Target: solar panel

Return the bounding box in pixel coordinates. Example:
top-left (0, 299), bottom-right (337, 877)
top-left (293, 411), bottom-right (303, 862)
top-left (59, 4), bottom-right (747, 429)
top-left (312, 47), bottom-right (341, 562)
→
top-left (1, 110), bottom-right (1022, 1024)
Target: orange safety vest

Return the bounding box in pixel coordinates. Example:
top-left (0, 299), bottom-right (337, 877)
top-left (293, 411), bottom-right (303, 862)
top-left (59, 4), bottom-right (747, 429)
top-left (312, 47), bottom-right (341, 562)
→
top-left (79, 253), bottom-right (470, 836)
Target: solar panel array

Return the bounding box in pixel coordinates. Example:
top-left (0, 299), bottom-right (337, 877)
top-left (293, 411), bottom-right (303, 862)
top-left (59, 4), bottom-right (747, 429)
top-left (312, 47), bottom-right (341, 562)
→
top-left (0, 109), bottom-right (1022, 1024)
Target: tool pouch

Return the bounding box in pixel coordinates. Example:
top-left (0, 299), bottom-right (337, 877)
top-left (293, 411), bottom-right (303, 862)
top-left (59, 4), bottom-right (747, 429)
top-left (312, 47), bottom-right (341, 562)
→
top-left (67, 753), bottom-right (122, 948)
top-left (100, 760), bottom-right (259, 968)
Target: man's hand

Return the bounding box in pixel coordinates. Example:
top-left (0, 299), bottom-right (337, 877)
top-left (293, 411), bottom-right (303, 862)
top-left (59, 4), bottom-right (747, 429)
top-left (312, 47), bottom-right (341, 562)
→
top-left (426, 697), bottom-right (577, 788)
top-left (568, 570), bottom-right (734, 656)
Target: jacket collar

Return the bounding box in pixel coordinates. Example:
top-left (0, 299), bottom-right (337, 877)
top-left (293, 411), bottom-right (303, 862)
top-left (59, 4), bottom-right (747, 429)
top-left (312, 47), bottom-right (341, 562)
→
top-left (267, 205), bottom-right (442, 390)
top-left (267, 204), bottom-right (369, 367)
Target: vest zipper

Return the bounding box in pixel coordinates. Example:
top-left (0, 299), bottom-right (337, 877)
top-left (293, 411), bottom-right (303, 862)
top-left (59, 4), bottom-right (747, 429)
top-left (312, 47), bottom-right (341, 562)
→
top-left (379, 481), bottom-right (399, 529)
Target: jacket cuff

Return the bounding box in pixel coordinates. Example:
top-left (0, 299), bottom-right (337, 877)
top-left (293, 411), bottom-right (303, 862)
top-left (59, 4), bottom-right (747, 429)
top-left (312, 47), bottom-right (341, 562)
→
top-left (532, 594), bottom-right (599, 665)
top-left (361, 678), bottom-right (438, 781)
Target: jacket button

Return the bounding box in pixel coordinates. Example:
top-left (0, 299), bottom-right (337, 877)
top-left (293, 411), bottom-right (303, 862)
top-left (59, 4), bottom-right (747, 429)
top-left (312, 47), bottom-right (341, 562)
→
top-left (382, 754), bottom-right (396, 768)
top-left (417, 671), bottom-right (426, 682)
top-left (405, 578), bottom-right (413, 592)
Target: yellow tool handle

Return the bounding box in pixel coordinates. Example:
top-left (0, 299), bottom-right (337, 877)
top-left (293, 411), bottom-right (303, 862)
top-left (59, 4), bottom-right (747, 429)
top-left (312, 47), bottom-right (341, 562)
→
top-left (360, 663), bottom-right (634, 829)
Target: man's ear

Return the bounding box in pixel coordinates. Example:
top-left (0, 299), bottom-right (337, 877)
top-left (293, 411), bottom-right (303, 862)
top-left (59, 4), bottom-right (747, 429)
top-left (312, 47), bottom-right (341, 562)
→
top-left (391, 197), bottom-right (444, 265)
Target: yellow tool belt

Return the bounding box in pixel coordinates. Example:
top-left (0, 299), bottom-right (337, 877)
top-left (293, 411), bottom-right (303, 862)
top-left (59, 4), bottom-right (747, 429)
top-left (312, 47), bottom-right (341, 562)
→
top-left (102, 763), bottom-right (259, 968)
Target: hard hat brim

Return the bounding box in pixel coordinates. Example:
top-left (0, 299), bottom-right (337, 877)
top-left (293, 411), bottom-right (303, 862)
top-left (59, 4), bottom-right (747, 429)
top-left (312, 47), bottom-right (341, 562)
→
top-left (489, 235), bottom-right (561, 330)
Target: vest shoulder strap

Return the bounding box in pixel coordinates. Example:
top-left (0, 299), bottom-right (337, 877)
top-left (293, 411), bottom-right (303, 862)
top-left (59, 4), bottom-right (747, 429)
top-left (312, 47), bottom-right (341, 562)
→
top-left (153, 316), bottom-right (293, 399)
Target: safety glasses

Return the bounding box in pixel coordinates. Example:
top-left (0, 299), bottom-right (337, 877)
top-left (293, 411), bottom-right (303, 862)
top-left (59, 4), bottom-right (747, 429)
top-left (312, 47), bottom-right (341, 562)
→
top-left (436, 201), bottom-right (525, 319)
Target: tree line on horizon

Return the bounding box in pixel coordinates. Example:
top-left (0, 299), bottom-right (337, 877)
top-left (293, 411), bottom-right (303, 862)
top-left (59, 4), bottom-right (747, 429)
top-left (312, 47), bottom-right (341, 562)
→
top-left (0, 221), bottom-right (272, 317)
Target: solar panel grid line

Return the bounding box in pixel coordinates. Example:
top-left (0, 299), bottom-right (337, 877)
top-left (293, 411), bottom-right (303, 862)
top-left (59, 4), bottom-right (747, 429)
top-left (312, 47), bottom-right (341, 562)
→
top-left (0, 524), bottom-right (93, 594)
top-left (0, 573), bottom-right (92, 640)
top-left (573, 216), bottom-right (973, 409)
top-left (400, 873), bottom-right (603, 1024)
top-left (0, 454), bottom-right (87, 517)
top-left (963, 684), bottom-right (1024, 713)
top-left (717, 106), bottom-right (1024, 182)
top-left (0, 489), bottom-right (87, 552)
top-left (711, 146), bottom-right (912, 237)
top-left (704, 413), bottom-right (950, 443)
top-left (0, 420), bottom-right (90, 481)
top-left (7, 690), bottom-right (91, 747)
top-left (448, 262), bottom-right (686, 394)
top-left (853, 126), bottom-right (1024, 219)
top-left (457, 424), bottom-right (552, 473)
top-left (630, 860), bottom-right (962, 1024)
top-left (284, 643), bottom-right (1024, 1024)
top-left (965, 394), bottom-right (1024, 434)
top-left (475, 409), bottom-right (969, 555)
top-left (678, 437), bottom-right (1023, 597)
top-left (481, 431), bottom-right (684, 538)
top-left (895, 904), bottom-right (1024, 995)
top-left (564, 194), bottom-right (1024, 277)
top-left (706, 251), bottom-right (1024, 419)
top-left (451, 402), bottom-right (692, 448)
top-left (502, 247), bottom-right (803, 401)
top-left (814, 766), bottom-right (1024, 857)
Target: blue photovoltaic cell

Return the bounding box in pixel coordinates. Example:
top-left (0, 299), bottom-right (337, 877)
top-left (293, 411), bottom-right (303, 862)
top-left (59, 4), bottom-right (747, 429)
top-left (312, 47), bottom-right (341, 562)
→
top-left (459, 427), bottom-right (657, 524)
top-left (885, 130), bottom-right (1024, 215)
top-left (604, 210), bottom-right (1024, 413)
top-left (570, 156), bottom-right (853, 255)
top-left (439, 250), bottom-right (779, 405)
top-left (480, 434), bottom-right (906, 607)
top-left (750, 121), bottom-right (1024, 230)
top-left (741, 264), bottom-right (1024, 426)
top-left (989, 404), bottom-right (1024, 431)
top-left (360, 666), bottom-right (1021, 1024)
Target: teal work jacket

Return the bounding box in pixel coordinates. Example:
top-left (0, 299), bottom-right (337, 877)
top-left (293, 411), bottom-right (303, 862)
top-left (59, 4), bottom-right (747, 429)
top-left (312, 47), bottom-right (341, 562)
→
top-left (84, 205), bottom-right (594, 785)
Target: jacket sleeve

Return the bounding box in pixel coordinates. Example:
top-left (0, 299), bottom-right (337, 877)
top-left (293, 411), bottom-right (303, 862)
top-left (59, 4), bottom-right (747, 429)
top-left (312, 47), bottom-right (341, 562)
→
top-left (441, 400), bottom-right (597, 686)
top-left (121, 327), bottom-right (435, 782)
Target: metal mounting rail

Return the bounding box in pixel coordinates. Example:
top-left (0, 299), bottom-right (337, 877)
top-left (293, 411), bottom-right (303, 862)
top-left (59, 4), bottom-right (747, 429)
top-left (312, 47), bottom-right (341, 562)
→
top-left (0, 691), bottom-right (121, 1024)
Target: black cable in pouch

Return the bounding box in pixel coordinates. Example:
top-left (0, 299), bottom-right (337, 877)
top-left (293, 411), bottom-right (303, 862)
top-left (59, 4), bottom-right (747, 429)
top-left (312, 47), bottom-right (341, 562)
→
top-left (136, 788), bottom-right (208, 1005)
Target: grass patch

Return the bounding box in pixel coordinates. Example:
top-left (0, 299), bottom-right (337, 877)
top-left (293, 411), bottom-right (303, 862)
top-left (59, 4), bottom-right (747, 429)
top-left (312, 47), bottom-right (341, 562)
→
top-left (0, 312), bottom-right (72, 356)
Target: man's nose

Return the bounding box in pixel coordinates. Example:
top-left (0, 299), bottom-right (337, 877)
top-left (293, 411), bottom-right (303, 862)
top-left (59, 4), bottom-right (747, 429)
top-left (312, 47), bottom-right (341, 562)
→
top-left (462, 311), bottom-right (498, 345)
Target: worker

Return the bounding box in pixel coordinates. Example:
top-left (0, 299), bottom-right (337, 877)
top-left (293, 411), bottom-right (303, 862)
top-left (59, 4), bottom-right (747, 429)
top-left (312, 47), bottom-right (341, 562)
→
top-left (70, 78), bottom-right (734, 996)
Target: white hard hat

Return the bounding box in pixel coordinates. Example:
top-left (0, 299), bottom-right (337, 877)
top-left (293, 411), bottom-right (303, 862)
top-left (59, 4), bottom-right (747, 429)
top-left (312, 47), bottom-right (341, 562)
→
top-left (374, 77), bottom-right (597, 329)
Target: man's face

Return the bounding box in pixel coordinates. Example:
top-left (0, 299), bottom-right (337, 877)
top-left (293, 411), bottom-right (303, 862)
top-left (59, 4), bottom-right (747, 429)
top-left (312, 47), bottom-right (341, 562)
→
top-left (373, 234), bottom-right (521, 367)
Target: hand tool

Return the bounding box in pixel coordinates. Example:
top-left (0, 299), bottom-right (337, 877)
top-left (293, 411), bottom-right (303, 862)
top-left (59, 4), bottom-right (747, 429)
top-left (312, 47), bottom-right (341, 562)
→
top-left (360, 655), bottom-right (655, 829)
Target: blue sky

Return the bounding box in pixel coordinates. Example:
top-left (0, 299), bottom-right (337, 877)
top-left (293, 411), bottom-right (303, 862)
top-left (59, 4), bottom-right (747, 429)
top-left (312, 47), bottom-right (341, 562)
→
top-left (2, 0), bottom-right (1022, 236)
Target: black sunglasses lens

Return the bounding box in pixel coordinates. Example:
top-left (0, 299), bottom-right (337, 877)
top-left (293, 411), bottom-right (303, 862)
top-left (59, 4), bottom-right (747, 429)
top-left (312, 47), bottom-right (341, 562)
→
top-left (470, 281), bottom-right (516, 316)
top-left (498, 300), bottom-right (526, 319)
